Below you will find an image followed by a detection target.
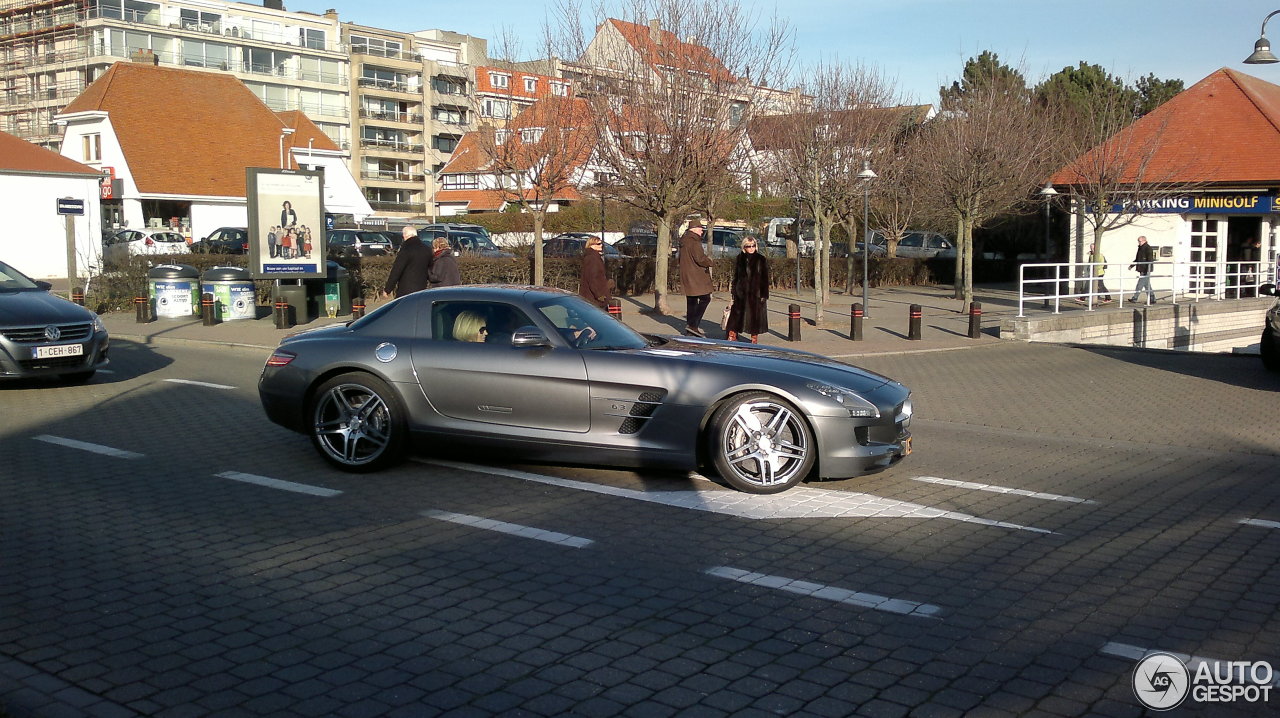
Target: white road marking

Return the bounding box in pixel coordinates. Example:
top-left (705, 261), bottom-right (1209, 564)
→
top-left (164, 378), bottom-right (236, 390)
top-left (416, 459), bottom-right (1054, 533)
top-left (912, 476), bottom-right (1096, 504)
top-left (33, 434), bottom-right (142, 459)
top-left (1239, 518), bottom-right (1280, 530)
top-left (1102, 642), bottom-right (1280, 686)
top-left (421, 509), bottom-right (594, 548)
top-left (215, 471), bottom-right (341, 497)
top-left (706, 566), bottom-right (942, 619)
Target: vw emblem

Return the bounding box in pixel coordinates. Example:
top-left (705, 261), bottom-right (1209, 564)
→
top-left (44, 325), bottom-right (61, 341)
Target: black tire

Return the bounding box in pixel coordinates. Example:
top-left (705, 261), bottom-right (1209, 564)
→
top-left (309, 372), bottom-right (406, 472)
top-left (708, 391), bottom-right (815, 494)
top-left (1262, 325), bottom-right (1280, 373)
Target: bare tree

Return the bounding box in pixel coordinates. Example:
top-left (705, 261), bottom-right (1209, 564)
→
top-left (914, 82), bottom-right (1058, 306)
top-left (552, 0), bottom-right (792, 314)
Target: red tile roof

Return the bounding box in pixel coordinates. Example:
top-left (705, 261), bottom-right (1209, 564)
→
top-left (474, 65), bottom-right (571, 100)
top-left (607, 19), bottom-right (734, 83)
top-left (0, 129), bottom-right (100, 176)
top-left (1050, 68), bottom-right (1280, 186)
top-left (435, 186), bottom-right (583, 212)
top-left (61, 62), bottom-right (331, 197)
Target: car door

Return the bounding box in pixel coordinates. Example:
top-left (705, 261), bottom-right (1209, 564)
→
top-left (898, 234), bottom-right (924, 258)
top-left (411, 299), bottom-right (591, 433)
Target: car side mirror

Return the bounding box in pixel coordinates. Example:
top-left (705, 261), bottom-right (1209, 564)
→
top-left (35, 280), bottom-right (52, 291)
top-left (511, 325), bottom-right (551, 348)
top-left (1261, 283), bottom-right (1278, 297)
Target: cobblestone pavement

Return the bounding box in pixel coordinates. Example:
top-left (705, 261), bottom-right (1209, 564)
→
top-left (1, 330), bottom-right (1278, 716)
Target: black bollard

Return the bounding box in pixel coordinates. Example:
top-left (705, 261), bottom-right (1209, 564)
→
top-left (71, 287), bottom-right (85, 306)
top-left (850, 303), bottom-right (864, 341)
top-left (134, 295), bottom-right (148, 323)
top-left (968, 302), bottom-right (983, 339)
top-left (908, 304), bottom-right (922, 340)
top-left (201, 292), bottom-right (218, 326)
top-left (607, 298), bottom-right (622, 321)
top-left (352, 296), bottom-right (366, 319)
top-left (788, 303), bottom-right (801, 342)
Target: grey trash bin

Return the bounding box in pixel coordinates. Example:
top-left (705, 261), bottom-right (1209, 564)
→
top-left (201, 266), bottom-right (256, 321)
top-left (148, 264), bottom-right (200, 319)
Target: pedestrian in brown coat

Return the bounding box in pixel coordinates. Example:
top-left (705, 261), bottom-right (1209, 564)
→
top-left (679, 219), bottom-right (713, 336)
top-left (578, 236), bottom-right (611, 308)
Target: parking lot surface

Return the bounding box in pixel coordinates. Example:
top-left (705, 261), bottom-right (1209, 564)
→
top-left (1, 295), bottom-right (1278, 717)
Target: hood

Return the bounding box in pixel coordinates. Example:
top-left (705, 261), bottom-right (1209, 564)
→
top-left (640, 335), bottom-right (897, 393)
top-left (0, 289), bottom-right (97, 325)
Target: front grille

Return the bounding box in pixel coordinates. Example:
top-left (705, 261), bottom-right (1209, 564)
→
top-left (3, 322), bottom-right (94, 343)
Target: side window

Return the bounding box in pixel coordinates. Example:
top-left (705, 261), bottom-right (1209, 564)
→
top-left (433, 302), bottom-right (534, 344)
top-left (901, 235), bottom-right (922, 248)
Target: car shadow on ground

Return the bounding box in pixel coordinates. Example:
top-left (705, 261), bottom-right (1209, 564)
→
top-left (1081, 344), bottom-right (1280, 391)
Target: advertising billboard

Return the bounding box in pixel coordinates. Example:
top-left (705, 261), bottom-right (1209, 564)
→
top-left (247, 168), bottom-right (326, 279)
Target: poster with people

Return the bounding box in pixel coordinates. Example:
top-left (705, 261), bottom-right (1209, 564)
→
top-left (247, 168), bottom-right (326, 279)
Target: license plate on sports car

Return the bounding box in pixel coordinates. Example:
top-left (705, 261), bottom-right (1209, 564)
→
top-left (34, 344), bottom-right (83, 359)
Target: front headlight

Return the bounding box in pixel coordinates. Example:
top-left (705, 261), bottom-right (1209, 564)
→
top-left (805, 382), bottom-right (880, 418)
top-left (93, 315), bottom-right (107, 334)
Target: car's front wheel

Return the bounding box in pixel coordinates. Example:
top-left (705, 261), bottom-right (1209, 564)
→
top-left (708, 392), bottom-right (815, 493)
top-left (309, 373), bottom-right (406, 472)
top-left (1262, 325), bottom-right (1279, 373)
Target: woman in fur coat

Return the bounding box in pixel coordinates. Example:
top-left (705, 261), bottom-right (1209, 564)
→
top-left (725, 237), bottom-right (769, 342)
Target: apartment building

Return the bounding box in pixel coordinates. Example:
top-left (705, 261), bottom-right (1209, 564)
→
top-left (0, 0), bottom-right (350, 151)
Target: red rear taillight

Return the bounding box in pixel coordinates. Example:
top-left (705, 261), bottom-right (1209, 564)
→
top-left (265, 349), bottom-right (296, 367)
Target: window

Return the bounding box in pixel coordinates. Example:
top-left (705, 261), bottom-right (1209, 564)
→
top-left (435, 302), bottom-right (535, 343)
top-left (519, 128), bottom-right (544, 143)
top-left (182, 39), bottom-right (230, 69)
top-left (433, 135), bottom-right (459, 153)
top-left (495, 129), bottom-right (510, 144)
top-left (361, 66), bottom-right (408, 92)
top-left (242, 47), bottom-right (293, 76)
top-left (551, 81), bottom-right (570, 97)
top-left (488, 72), bottom-right (509, 89)
top-left (299, 56), bottom-right (341, 83)
top-left (178, 9), bottom-right (220, 32)
top-left (524, 77), bottom-right (537, 93)
top-left (299, 28), bottom-right (325, 50)
top-left (481, 98), bottom-right (509, 119)
top-left (351, 35), bottom-right (402, 58)
top-left (434, 107), bottom-right (465, 125)
top-left (82, 133), bottom-right (101, 162)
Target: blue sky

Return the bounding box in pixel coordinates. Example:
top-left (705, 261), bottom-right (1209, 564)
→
top-left (296, 0), bottom-right (1280, 103)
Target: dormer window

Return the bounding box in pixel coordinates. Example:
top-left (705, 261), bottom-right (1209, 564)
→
top-left (489, 72), bottom-right (510, 89)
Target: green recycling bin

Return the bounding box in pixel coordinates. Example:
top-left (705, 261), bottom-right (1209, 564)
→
top-left (304, 261), bottom-right (351, 318)
top-left (148, 264), bottom-right (200, 318)
top-left (201, 266), bottom-right (256, 321)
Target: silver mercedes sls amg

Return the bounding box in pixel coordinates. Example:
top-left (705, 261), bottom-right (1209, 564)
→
top-left (258, 286), bottom-right (912, 493)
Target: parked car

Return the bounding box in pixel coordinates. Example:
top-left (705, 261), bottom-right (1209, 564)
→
top-left (613, 234), bottom-right (668, 256)
top-left (188, 227), bottom-right (249, 255)
top-left (103, 228), bottom-right (190, 265)
top-left (854, 236), bottom-right (889, 257)
top-left (368, 230), bottom-right (403, 251)
top-left (709, 228), bottom-right (745, 258)
top-left (258, 286), bottom-right (912, 493)
top-left (424, 229), bottom-right (515, 258)
top-left (419, 223), bottom-right (493, 243)
top-left (327, 229), bottom-right (392, 258)
top-left (1261, 282), bottom-right (1279, 372)
top-left (0, 259), bottom-right (109, 383)
top-left (544, 234), bottom-right (623, 259)
top-left (889, 231), bottom-right (955, 259)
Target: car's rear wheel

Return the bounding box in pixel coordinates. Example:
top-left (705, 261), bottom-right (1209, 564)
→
top-left (1262, 325), bottom-right (1279, 373)
top-left (309, 373), bottom-right (406, 472)
top-left (708, 392), bottom-right (815, 494)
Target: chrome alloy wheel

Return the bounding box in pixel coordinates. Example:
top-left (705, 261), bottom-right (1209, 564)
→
top-left (712, 394), bottom-right (814, 492)
top-left (313, 381), bottom-right (393, 467)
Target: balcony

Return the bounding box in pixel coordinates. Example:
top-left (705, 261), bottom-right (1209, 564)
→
top-left (361, 171), bottom-right (426, 183)
top-left (367, 200), bottom-right (426, 213)
top-left (359, 138), bottom-right (424, 154)
top-left (359, 109), bottom-right (424, 125)
top-left (351, 45), bottom-right (420, 63)
top-left (357, 77), bottom-right (416, 95)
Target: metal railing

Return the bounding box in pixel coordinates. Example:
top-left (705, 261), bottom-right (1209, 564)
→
top-left (1017, 260), bottom-right (1272, 317)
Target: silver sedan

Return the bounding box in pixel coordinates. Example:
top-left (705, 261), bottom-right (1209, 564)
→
top-left (258, 286), bottom-right (912, 493)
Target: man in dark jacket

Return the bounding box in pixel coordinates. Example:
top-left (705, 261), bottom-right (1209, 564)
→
top-left (678, 219), bottom-right (714, 336)
top-left (1128, 235), bottom-right (1156, 304)
top-left (382, 226), bottom-right (433, 298)
top-left (578, 236), bottom-right (611, 308)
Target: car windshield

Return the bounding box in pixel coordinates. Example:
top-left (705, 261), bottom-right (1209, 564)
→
top-left (533, 294), bottom-right (649, 350)
top-left (359, 232), bottom-right (390, 244)
top-left (455, 233), bottom-right (500, 251)
top-left (0, 260), bottom-right (40, 291)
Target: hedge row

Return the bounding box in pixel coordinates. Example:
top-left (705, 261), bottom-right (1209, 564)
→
top-left (82, 253), bottom-right (944, 313)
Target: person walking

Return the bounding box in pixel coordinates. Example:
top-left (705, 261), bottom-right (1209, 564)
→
top-left (382, 226), bottom-right (433, 298)
top-left (428, 236), bottom-right (461, 287)
top-left (725, 236), bottom-right (769, 342)
top-left (1081, 243), bottom-right (1112, 303)
top-left (578, 236), bottom-right (611, 308)
top-left (678, 219), bottom-right (714, 336)
top-left (1128, 235), bottom-right (1156, 304)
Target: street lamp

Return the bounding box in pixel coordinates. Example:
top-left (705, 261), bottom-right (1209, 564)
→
top-left (792, 193), bottom-right (803, 293)
top-left (278, 127), bottom-right (295, 169)
top-left (1039, 183), bottom-right (1058, 260)
top-left (1245, 10), bottom-right (1280, 64)
top-left (857, 160), bottom-right (877, 316)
